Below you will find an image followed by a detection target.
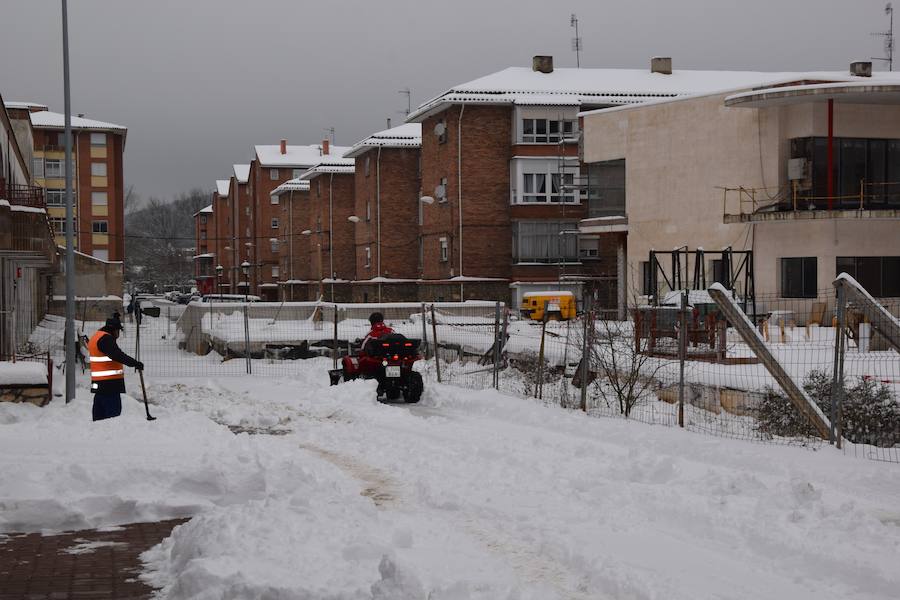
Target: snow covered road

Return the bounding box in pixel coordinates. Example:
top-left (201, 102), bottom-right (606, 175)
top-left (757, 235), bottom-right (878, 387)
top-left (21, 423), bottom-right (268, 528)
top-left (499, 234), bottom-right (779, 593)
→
top-left (2, 358), bottom-right (900, 599)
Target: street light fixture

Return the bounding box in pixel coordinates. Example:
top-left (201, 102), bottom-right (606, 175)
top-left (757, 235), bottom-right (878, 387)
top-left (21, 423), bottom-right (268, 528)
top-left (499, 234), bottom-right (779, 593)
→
top-left (419, 196), bottom-right (435, 204)
top-left (348, 215), bottom-right (360, 223)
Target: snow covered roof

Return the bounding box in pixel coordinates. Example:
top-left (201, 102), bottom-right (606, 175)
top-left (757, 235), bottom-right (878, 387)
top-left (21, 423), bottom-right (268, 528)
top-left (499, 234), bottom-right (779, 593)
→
top-left (408, 65), bottom-right (890, 121)
top-left (233, 164), bottom-right (250, 184)
top-left (297, 157), bottom-right (356, 180)
top-left (344, 123), bottom-right (422, 158)
top-left (3, 101), bottom-right (48, 111)
top-left (255, 144), bottom-right (352, 167)
top-left (193, 253), bottom-right (214, 259)
top-left (215, 180), bottom-right (230, 197)
top-left (27, 110), bottom-right (127, 134)
top-left (270, 178), bottom-right (311, 196)
top-left (194, 205), bottom-right (213, 217)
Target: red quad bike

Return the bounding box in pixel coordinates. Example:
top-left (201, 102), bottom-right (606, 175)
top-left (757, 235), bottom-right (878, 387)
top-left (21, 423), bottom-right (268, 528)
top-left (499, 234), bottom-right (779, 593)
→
top-left (329, 333), bottom-right (425, 403)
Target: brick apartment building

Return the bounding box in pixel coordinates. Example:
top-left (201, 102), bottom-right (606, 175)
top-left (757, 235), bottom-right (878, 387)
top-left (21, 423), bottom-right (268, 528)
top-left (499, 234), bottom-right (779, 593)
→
top-left (270, 177), bottom-right (311, 300)
top-left (211, 179), bottom-right (231, 292)
top-left (227, 163), bottom-right (252, 295)
top-left (193, 204), bottom-right (214, 295)
top-left (344, 123), bottom-right (422, 302)
top-left (297, 151), bottom-right (356, 301)
top-left (407, 55), bottom-right (818, 307)
top-left (5, 102), bottom-right (126, 262)
top-left (247, 140), bottom-right (350, 301)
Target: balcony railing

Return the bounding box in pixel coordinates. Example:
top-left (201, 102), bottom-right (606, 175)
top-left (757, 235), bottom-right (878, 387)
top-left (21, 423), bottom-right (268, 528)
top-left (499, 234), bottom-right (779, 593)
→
top-left (4, 183), bottom-right (47, 209)
top-left (721, 183), bottom-right (900, 223)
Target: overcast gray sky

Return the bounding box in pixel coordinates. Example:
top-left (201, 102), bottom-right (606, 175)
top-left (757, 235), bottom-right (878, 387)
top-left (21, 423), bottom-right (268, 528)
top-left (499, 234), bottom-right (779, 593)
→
top-left (0, 0), bottom-right (892, 201)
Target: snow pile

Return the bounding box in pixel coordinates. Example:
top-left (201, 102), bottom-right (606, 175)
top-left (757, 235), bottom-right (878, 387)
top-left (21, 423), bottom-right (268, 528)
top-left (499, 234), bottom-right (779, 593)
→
top-left (0, 361), bottom-right (47, 386)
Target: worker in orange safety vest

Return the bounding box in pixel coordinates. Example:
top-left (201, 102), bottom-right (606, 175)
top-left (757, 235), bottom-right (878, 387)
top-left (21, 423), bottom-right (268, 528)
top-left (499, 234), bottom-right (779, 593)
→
top-left (87, 317), bottom-right (143, 421)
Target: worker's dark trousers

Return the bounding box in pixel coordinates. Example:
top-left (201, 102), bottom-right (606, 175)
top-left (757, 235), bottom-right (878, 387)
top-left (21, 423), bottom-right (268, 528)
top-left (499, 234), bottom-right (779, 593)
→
top-left (92, 393), bottom-right (122, 421)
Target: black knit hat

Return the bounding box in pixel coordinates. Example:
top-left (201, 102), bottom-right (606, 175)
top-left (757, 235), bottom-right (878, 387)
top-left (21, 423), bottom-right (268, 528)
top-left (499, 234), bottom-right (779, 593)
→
top-left (104, 317), bottom-right (123, 330)
top-left (369, 312), bottom-right (384, 325)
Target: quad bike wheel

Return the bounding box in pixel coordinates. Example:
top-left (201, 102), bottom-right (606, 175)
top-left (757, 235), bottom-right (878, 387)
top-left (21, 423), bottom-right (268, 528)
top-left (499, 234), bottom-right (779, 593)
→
top-left (403, 372), bottom-right (424, 404)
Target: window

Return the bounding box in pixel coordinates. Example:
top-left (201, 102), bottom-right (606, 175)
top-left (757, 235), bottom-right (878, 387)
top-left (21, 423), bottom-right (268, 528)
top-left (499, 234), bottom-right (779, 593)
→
top-left (520, 171), bottom-right (576, 203)
top-left (272, 265), bottom-right (280, 278)
top-left (90, 132), bottom-right (106, 146)
top-left (836, 256), bottom-right (900, 297)
top-left (365, 156), bottom-right (371, 177)
top-left (364, 246), bottom-right (371, 268)
top-left (437, 177), bottom-right (448, 203)
top-left (640, 261), bottom-right (653, 296)
top-left (91, 162), bottom-right (107, 177)
top-left (200, 215), bottom-right (207, 224)
top-left (271, 193), bottom-right (279, 205)
top-left (270, 238), bottom-right (279, 253)
top-left (50, 217), bottom-right (74, 234)
top-left (587, 159), bottom-right (625, 217)
top-left (780, 257), bottom-right (817, 298)
top-left (270, 168), bottom-right (279, 180)
top-left (92, 220), bottom-right (109, 234)
top-left (521, 118), bottom-right (577, 143)
top-left (47, 190), bottom-right (67, 206)
top-left (200, 231), bottom-right (207, 240)
top-left (32, 158), bottom-right (44, 178)
top-left (366, 196), bottom-right (371, 221)
top-left (92, 249), bottom-right (109, 261)
top-left (439, 237), bottom-right (449, 262)
top-left (316, 180), bottom-right (321, 197)
top-left (511, 221), bottom-right (579, 263)
top-left (292, 169), bottom-right (303, 179)
top-left (91, 191), bottom-right (108, 205)
top-left (45, 159), bottom-right (72, 178)
top-left (245, 206), bottom-right (250, 216)
top-left (436, 119), bottom-right (448, 144)
top-left (271, 218), bottom-right (279, 229)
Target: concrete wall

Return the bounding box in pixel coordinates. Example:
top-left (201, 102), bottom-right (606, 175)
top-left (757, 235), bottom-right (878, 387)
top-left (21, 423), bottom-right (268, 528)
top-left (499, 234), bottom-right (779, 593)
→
top-left (52, 249), bottom-right (123, 299)
top-left (581, 92), bottom-right (900, 300)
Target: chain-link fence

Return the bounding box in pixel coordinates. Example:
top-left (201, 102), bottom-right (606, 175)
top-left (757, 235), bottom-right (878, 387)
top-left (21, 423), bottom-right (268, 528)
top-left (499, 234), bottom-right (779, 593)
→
top-left (26, 278), bottom-right (900, 463)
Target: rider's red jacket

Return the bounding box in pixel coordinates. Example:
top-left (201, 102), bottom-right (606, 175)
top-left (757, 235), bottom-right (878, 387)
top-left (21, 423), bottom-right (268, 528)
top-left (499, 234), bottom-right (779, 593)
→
top-left (358, 322), bottom-right (394, 373)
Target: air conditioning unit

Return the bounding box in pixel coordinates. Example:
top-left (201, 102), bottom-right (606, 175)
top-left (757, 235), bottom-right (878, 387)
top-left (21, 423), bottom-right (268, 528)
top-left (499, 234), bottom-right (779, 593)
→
top-left (434, 121), bottom-right (447, 144)
top-left (787, 158), bottom-right (809, 181)
top-left (434, 184), bottom-right (447, 200)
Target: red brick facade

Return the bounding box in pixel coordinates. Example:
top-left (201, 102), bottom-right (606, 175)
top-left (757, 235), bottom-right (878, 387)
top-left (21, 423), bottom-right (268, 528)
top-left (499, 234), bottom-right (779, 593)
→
top-left (352, 147), bottom-right (421, 282)
top-left (307, 172), bottom-right (356, 299)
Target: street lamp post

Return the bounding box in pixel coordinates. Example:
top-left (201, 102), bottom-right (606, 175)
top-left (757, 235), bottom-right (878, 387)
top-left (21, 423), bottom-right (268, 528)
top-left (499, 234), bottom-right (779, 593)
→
top-left (241, 261), bottom-right (250, 302)
top-left (215, 264), bottom-right (223, 296)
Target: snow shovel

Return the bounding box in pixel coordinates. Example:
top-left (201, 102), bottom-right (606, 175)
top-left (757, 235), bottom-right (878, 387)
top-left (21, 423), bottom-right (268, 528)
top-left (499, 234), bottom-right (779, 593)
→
top-left (138, 370), bottom-right (156, 421)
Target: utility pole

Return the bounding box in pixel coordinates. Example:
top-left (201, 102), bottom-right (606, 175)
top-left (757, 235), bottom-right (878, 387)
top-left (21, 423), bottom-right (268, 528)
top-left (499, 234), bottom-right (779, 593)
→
top-left (398, 88), bottom-right (411, 116)
top-left (62, 0), bottom-right (76, 403)
top-left (570, 13), bottom-right (582, 68)
top-left (873, 3), bottom-right (895, 71)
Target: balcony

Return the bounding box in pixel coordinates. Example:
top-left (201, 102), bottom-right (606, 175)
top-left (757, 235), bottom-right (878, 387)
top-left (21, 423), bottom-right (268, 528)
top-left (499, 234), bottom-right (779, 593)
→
top-left (3, 183), bottom-right (46, 209)
top-left (721, 185), bottom-right (900, 224)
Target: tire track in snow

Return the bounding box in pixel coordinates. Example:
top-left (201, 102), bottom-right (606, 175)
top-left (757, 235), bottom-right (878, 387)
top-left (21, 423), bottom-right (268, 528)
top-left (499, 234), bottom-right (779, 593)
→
top-left (297, 443), bottom-right (398, 508)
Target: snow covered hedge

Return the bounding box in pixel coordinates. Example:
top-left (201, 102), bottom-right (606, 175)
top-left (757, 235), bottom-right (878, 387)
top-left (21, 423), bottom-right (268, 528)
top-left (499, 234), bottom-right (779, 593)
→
top-left (757, 370), bottom-right (900, 446)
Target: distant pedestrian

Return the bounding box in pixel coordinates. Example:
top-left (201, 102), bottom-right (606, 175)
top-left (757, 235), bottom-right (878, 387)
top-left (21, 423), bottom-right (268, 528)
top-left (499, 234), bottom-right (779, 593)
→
top-left (87, 317), bottom-right (143, 421)
top-left (126, 296), bottom-right (135, 322)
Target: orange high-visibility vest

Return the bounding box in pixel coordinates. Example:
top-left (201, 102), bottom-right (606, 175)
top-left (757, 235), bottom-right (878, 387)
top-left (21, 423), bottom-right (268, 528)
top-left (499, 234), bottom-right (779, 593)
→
top-left (87, 330), bottom-right (125, 382)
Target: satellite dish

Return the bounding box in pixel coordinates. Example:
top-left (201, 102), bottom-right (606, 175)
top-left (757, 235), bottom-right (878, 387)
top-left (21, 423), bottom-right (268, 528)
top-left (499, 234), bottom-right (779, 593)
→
top-left (434, 122), bottom-right (446, 136)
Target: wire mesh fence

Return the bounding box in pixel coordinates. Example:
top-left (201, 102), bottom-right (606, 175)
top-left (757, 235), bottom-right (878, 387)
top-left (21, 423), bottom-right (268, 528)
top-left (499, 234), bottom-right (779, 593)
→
top-left (24, 279), bottom-right (900, 463)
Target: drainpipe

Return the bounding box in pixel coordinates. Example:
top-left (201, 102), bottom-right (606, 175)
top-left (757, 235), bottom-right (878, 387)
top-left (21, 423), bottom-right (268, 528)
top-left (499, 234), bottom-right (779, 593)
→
top-left (376, 146), bottom-right (382, 302)
top-left (827, 98), bottom-right (834, 211)
top-left (329, 173), bottom-right (334, 302)
top-left (457, 104), bottom-right (465, 300)
top-left (288, 189), bottom-right (293, 294)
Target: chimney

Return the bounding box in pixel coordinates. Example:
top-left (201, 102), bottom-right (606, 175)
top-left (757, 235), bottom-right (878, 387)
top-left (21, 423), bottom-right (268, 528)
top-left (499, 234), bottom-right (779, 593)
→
top-left (322, 139), bottom-right (330, 155)
top-left (651, 56), bottom-right (672, 75)
top-left (387, 117), bottom-right (392, 129)
top-left (280, 139), bottom-right (287, 154)
top-left (850, 61), bottom-right (872, 77)
top-left (532, 55), bottom-right (554, 74)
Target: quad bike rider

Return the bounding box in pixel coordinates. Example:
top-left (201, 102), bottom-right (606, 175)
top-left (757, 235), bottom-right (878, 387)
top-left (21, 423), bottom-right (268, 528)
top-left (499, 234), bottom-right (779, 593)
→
top-left (330, 312), bottom-right (424, 403)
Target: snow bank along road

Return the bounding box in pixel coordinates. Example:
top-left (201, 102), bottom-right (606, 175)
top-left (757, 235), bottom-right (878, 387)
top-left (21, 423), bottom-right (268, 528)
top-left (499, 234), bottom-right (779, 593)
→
top-left (1, 358), bottom-right (899, 599)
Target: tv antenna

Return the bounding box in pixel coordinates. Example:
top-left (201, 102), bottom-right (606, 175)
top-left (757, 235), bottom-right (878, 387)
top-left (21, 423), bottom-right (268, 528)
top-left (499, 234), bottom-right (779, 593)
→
top-left (570, 13), bottom-right (582, 68)
top-left (324, 127), bottom-right (335, 145)
top-left (398, 88), bottom-right (411, 116)
top-left (872, 2), bottom-right (894, 71)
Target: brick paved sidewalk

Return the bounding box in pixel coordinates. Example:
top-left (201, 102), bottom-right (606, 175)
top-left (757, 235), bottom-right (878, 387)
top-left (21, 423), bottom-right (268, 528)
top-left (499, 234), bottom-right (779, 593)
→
top-left (0, 519), bottom-right (188, 600)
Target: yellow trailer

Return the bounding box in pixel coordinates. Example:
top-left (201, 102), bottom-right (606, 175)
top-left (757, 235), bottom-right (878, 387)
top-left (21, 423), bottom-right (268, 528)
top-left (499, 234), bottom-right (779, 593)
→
top-left (520, 291), bottom-right (576, 321)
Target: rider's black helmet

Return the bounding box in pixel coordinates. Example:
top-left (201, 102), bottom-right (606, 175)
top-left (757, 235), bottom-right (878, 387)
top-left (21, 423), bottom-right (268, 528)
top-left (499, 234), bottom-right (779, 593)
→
top-left (369, 312), bottom-right (384, 325)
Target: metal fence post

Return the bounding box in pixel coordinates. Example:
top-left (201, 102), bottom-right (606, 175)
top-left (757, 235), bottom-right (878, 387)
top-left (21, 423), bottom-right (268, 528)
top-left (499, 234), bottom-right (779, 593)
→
top-left (492, 301), bottom-right (501, 389)
top-left (830, 284), bottom-right (846, 447)
top-left (536, 301), bottom-right (549, 400)
top-left (166, 306), bottom-right (171, 338)
top-left (332, 304), bottom-right (339, 370)
top-left (135, 310), bottom-right (141, 362)
top-left (420, 302), bottom-right (429, 359)
top-left (678, 290), bottom-right (688, 428)
top-left (579, 310), bottom-right (590, 412)
top-left (243, 303), bottom-right (251, 374)
top-left (430, 304), bottom-right (441, 383)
